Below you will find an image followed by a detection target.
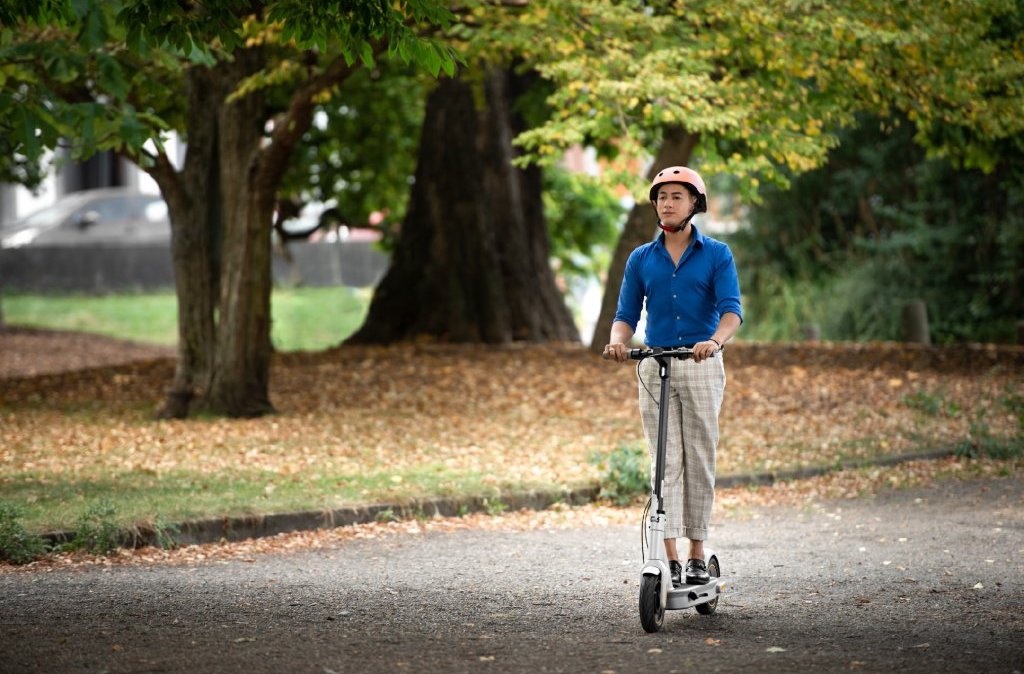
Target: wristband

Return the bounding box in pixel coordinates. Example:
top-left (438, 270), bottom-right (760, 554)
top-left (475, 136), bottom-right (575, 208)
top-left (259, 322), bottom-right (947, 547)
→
top-left (709, 338), bottom-right (721, 348)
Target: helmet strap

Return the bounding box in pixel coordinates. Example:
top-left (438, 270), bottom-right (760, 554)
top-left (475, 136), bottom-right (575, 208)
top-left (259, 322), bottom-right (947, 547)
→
top-left (656, 204), bottom-right (697, 234)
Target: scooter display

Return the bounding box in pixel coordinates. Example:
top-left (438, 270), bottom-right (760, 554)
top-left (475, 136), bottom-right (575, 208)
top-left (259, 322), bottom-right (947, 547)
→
top-left (626, 347), bottom-right (726, 632)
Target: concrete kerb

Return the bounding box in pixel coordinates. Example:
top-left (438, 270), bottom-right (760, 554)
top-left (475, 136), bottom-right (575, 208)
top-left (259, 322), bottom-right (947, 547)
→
top-left (41, 449), bottom-right (955, 551)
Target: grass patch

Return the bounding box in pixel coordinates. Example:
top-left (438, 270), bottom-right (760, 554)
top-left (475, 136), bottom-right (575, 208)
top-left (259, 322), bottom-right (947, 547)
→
top-left (1, 466), bottom-right (566, 534)
top-left (3, 286), bottom-right (370, 352)
top-left (6, 292), bottom-right (179, 345)
top-left (900, 389), bottom-right (961, 417)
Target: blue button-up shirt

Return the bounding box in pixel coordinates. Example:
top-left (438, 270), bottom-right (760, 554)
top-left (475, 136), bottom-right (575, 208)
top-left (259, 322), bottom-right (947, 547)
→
top-left (614, 227), bottom-right (742, 347)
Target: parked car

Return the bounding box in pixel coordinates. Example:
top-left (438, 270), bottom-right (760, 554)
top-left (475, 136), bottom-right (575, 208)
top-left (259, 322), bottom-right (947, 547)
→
top-left (0, 188), bottom-right (170, 248)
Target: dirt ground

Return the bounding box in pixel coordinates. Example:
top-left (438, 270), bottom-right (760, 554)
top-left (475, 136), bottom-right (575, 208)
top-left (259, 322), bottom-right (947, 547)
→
top-left (0, 326), bottom-right (175, 378)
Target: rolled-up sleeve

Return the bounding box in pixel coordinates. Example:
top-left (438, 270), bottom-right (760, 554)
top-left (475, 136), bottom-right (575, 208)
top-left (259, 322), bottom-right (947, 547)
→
top-left (614, 249), bottom-right (644, 330)
top-left (714, 245), bottom-right (743, 322)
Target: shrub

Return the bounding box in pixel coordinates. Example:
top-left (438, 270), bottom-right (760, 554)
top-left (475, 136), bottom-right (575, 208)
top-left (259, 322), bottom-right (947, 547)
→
top-left (152, 515), bottom-right (180, 550)
top-left (0, 502), bottom-right (48, 564)
top-left (65, 500), bottom-right (122, 555)
top-left (591, 444), bottom-right (650, 506)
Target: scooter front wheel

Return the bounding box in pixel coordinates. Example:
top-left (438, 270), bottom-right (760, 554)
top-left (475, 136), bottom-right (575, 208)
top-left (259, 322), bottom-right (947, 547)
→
top-left (639, 574), bottom-right (665, 632)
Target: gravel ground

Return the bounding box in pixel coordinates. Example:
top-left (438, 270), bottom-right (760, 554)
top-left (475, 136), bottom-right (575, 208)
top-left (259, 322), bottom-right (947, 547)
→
top-left (2, 476), bottom-right (1022, 674)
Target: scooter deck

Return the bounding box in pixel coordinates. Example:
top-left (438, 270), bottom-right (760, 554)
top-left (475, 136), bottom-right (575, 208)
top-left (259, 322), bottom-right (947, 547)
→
top-left (665, 577), bottom-right (724, 610)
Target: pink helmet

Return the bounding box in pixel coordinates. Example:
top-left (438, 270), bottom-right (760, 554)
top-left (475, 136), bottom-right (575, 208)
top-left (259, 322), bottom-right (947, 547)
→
top-left (649, 166), bottom-right (707, 214)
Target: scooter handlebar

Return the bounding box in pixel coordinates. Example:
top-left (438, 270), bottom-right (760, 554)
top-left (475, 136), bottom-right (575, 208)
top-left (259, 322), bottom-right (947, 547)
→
top-left (628, 347), bottom-right (695, 360)
top-left (602, 346), bottom-right (719, 361)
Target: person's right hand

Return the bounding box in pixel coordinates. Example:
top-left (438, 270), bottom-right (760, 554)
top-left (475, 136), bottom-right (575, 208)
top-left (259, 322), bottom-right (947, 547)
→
top-left (603, 342), bottom-right (629, 363)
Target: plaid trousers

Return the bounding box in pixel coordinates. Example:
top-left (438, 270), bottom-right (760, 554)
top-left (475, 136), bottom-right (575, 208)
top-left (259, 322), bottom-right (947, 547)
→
top-left (637, 354), bottom-right (726, 541)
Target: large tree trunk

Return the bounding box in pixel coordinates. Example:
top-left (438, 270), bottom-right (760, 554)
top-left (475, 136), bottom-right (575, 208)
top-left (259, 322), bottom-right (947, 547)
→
top-left (348, 67), bottom-right (578, 344)
top-left (144, 45), bottom-right (357, 418)
top-left (154, 66), bottom-right (222, 419)
top-left (204, 48), bottom-right (275, 417)
top-left (588, 127), bottom-right (699, 352)
top-left (153, 49), bottom-right (274, 418)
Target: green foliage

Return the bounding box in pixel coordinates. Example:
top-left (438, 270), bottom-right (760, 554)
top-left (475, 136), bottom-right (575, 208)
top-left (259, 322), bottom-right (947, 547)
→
top-left (954, 409), bottom-right (1024, 460)
top-left (590, 444), bottom-right (649, 506)
top-left (65, 499), bottom-right (122, 555)
top-left (0, 502), bottom-right (49, 565)
top-left (901, 390), bottom-right (960, 418)
top-left (151, 514), bottom-right (179, 550)
top-left (483, 498), bottom-right (508, 517)
top-left (732, 115), bottom-right (1024, 343)
top-left (999, 385), bottom-right (1024, 433)
top-left (543, 166), bottom-right (625, 285)
top-left (467, 0), bottom-right (1024, 204)
top-left (0, 0), bottom-right (458, 185)
top-left (279, 61), bottom-right (429, 236)
top-left (374, 507), bottom-right (398, 523)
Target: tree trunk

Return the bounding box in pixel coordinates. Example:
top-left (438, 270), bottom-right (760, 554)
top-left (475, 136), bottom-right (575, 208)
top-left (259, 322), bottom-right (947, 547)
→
top-left (348, 67), bottom-right (578, 344)
top-left (153, 66), bottom-right (222, 419)
top-left (144, 45), bottom-right (358, 418)
top-left (204, 48), bottom-right (275, 417)
top-left (152, 50), bottom-right (273, 418)
top-left (588, 128), bottom-right (699, 352)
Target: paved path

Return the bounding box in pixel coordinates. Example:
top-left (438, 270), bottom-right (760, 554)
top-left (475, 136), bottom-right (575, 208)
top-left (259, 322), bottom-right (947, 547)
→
top-left (2, 477), bottom-right (1022, 673)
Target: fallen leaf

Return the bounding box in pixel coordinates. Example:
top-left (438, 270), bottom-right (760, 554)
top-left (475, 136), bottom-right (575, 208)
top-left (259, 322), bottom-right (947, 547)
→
top-left (766, 646), bottom-right (786, 653)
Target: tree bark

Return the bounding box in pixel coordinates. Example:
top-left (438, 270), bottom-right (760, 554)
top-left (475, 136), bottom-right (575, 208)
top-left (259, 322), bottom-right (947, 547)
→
top-left (588, 127), bottom-right (699, 352)
top-left (348, 67), bottom-right (578, 345)
top-left (152, 65), bottom-right (222, 419)
top-left (150, 50), bottom-right (274, 418)
top-left (203, 48), bottom-right (275, 417)
top-left (145, 45), bottom-right (355, 418)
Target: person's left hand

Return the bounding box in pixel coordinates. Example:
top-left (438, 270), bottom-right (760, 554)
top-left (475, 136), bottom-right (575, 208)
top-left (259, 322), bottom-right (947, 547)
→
top-left (692, 339), bottom-right (720, 363)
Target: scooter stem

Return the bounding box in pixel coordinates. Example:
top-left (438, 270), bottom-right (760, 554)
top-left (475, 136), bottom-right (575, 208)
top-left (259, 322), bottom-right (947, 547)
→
top-left (652, 354), bottom-right (673, 515)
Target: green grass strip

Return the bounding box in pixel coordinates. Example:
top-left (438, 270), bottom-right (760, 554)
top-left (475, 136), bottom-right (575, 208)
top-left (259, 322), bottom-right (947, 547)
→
top-left (3, 287), bottom-right (371, 352)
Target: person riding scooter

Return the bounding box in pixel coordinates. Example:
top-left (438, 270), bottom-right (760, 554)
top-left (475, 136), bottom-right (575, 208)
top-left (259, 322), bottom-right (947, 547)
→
top-left (604, 166), bottom-right (742, 587)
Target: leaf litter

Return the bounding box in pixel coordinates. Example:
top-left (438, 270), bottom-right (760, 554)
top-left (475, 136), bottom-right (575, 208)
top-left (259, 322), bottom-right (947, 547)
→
top-left (0, 340), bottom-right (1021, 570)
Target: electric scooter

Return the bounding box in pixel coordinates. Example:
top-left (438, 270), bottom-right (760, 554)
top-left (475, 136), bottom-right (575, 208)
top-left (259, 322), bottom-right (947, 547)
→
top-left (627, 346), bottom-right (726, 632)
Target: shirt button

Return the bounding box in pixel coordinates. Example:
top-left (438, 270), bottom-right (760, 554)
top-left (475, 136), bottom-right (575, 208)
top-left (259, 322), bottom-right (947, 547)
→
top-left (673, 294), bottom-right (677, 298)
top-left (676, 316), bottom-right (681, 320)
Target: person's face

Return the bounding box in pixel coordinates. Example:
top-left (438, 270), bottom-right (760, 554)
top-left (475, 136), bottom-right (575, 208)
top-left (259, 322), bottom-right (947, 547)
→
top-left (656, 184), bottom-right (696, 228)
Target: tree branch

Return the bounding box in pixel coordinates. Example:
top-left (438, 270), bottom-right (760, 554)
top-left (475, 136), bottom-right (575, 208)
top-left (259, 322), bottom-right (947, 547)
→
top-left (255, 40), bottom-right (386, 194)
top-left (141, 144), bottom-right (186, 211)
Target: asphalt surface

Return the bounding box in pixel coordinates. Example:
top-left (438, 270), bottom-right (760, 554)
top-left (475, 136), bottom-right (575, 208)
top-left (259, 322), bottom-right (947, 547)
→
top-left (2, 476), bottom-right (1022, 674)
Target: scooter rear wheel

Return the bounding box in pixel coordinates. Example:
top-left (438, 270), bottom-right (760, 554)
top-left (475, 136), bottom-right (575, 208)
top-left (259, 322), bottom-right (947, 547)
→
top-left (639, 574), bottom-right (665, 632)
top-left (695, 556), bottom-right (720, 615)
